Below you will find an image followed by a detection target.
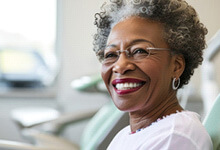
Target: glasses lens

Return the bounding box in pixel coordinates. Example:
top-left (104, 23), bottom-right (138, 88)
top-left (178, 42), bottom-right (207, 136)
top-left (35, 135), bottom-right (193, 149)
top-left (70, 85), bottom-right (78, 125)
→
top-left (129, 43), bottom-right (151, 60)
top-left (102, 49), bottom-right (119, 64)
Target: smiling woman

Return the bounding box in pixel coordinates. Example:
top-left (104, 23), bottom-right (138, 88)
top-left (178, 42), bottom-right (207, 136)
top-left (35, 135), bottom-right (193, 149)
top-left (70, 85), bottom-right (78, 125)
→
top-left (93, 0), bottom-right (213, 149)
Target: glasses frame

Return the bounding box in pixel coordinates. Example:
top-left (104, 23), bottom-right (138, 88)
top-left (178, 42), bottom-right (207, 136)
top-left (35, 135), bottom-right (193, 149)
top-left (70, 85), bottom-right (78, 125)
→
top-left (99, 47), bottom-right (170, 64)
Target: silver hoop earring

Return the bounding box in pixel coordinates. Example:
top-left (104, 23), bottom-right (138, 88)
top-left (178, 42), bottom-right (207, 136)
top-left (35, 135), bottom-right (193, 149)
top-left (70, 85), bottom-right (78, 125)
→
top-left (172, 78), bottom-right (180, 90)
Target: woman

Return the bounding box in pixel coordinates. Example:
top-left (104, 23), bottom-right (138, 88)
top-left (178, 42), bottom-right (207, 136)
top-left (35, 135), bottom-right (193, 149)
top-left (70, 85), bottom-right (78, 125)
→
top-left (93, 0), bottom-right (212, 149)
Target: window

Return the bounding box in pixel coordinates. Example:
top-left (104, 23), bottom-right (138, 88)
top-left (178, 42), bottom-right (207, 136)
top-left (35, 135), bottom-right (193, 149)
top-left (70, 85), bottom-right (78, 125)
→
top-left (0, 0), bottom-right (57, 88)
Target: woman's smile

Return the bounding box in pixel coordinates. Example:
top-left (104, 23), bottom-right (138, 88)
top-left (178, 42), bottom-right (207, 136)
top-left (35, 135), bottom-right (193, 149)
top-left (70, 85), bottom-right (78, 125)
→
top-left (112, 78), bottom-right (146, 95)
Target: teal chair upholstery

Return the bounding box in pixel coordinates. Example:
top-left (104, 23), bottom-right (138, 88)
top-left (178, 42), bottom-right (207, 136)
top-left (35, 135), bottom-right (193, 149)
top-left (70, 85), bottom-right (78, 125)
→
top-left (80, 101), bottom-right (128, 150)
top-left (203, 94), bottom-right (220, 150)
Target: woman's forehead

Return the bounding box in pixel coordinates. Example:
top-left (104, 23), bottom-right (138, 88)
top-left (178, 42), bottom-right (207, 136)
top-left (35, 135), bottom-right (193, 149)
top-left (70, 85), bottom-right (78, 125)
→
top-left (107, 17), bottom-right (166, 48)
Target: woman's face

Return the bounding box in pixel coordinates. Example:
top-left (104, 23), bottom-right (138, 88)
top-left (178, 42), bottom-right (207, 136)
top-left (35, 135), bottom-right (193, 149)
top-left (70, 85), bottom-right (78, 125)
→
top-left (101, 17), bottom-right (180, 113)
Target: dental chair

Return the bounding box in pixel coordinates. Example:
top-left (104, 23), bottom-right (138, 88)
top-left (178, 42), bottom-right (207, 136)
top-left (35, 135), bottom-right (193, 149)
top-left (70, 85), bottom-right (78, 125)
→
top-left (201, 30), bottom-right (220, 150)
top-left (0, 74), bottom-right (129, 149)
top-left (201, 30), bottom-right (220, 115)
top-left (11, 74), bottom-right (104, 133)
top-left (203, 94), bottom-right (220, 150)
top-left (0, 101), bottom-right (129, 150)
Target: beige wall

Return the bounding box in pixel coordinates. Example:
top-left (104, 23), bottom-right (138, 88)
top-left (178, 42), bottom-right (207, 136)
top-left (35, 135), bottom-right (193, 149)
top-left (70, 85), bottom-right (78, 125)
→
top-left (187, 0), bottom-right (220, 40)
top-left (57, 0), bottom-right (106, 109)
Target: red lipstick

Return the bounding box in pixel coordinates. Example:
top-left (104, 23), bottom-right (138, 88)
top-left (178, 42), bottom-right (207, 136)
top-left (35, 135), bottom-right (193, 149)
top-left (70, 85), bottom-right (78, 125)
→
top-left (112, 78), bottom-right (145, 95)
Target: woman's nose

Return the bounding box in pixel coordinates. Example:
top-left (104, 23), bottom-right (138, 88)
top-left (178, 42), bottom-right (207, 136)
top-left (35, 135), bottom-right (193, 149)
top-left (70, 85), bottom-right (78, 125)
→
top-left (112, 54), bottom-right (135, 75)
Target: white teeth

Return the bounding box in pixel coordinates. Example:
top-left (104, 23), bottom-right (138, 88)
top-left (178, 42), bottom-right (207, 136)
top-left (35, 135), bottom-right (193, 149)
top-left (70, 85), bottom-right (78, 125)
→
top-left (115, 82), bottom-right (142, 90)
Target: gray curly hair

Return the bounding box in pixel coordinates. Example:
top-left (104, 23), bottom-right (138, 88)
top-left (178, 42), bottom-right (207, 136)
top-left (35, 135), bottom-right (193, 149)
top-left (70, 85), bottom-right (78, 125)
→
top-left (93, 0), bottom-right (208, 89)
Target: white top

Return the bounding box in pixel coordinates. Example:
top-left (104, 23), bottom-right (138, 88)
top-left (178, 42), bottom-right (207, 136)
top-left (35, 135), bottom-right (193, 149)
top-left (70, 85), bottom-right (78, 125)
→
top-left (107, 111), bottom-right (213, 150)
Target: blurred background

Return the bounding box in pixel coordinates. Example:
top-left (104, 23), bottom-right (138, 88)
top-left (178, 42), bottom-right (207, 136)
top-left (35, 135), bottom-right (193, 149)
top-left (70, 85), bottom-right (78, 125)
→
top-left (0, 0), bottom-right (219, 148)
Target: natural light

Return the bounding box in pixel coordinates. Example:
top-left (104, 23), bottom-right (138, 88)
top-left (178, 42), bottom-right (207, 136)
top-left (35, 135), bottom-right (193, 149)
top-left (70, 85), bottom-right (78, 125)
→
top-left (0, 0), bottom-right (57, 87)
top-left (0, 0), bottom-right (56, 47)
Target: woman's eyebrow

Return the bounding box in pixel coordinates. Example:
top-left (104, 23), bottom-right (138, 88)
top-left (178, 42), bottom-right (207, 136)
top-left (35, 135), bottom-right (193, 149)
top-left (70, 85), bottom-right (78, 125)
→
top-left (105, 39), bottom-right (155, 50)
top-left (129, 39), bottom-right (155, 47)
top-left (105, 44), bottom-right (117, 50)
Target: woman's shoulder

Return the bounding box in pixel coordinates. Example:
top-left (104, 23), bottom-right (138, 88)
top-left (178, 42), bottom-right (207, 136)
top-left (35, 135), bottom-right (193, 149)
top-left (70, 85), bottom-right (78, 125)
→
top-left (157, 111), bottom-right (206, 137)
top-left (158, 110), bottom-right (213, 150)
top-left (138, 111), bottom-right (212, 150)
top-left (167, 111), bottom-right (204, 131)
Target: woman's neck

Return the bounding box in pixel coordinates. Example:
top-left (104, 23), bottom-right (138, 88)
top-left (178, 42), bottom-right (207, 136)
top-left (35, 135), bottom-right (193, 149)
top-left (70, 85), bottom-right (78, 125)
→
top-left (129, 93), bottom-right (183, 132)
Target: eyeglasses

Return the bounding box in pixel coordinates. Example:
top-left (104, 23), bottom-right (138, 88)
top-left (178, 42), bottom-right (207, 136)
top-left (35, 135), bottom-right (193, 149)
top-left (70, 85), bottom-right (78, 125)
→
top-left (98, 42), bottom-right (170, 65)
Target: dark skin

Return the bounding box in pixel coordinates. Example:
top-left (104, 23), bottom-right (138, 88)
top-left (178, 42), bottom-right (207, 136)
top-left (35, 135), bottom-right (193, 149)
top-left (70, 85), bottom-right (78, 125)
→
top-left (101, 17), bottom-right (185, 132)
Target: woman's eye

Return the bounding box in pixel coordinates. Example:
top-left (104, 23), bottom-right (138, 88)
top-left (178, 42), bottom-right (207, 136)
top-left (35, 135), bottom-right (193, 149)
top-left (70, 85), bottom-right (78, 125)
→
top-left (104, 52), bottom-right (118, 59)
top-left (133, 48), bottom-right (149, 55)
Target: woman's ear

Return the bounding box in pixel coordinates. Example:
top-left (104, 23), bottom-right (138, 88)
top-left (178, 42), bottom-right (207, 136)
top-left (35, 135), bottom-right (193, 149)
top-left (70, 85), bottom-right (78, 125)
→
top-left (172, 54), bottom-right (185, 78)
